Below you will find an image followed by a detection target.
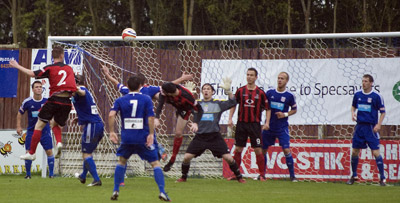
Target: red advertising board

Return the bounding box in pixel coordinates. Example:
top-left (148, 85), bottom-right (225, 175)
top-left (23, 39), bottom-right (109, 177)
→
top-left (223, 139), bottom-right (400, 182)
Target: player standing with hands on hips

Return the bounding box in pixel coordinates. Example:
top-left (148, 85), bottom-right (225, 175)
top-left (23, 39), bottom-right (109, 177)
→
top-left (347, 74), bottom-right (386, 186)
top-left (10, 46), bottom-right (76, 160)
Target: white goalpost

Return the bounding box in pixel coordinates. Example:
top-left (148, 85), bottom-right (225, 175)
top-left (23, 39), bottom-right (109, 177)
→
top-left (47, 32), bottom-right (400, 183)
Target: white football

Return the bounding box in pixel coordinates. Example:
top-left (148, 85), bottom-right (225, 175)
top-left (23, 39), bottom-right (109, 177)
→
top-left (122, 28), bottom-right (137, 42)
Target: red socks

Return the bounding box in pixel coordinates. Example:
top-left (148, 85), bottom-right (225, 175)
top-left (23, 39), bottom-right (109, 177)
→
top-left (234, 151), bottom-right (242, 168)
top-left (170, 137), bottom-right (183, 163)
top-left (29, 130), bottom-right (42, 154)
top-left (52, 125), bottom-right (62, 143)
top-left (256, 153), bottom-right (266, 177)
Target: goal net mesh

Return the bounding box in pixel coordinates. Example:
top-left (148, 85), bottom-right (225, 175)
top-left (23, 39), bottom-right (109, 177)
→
top-left (52, 35), bottom-right (399, 183)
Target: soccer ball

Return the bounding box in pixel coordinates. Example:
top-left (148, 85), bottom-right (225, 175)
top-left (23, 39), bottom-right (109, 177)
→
top-left (122, 28), bottom-right (137, 42)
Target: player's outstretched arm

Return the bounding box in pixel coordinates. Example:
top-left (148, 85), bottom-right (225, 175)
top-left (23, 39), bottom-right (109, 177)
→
top-left (101, 65), bottom-right (119, 86)
top-left (9, 60), bottom-right (35, 77)
top-left (108, 110), bottom-right (119, 144)
top-left (183, 81), bottom-right (197, 94)
top-left (171, 72), bottom-right (193, 84)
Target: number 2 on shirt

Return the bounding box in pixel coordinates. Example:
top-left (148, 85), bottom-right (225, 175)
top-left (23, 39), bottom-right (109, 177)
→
top-left (130, 100), bottom-right (138, 117)
top-left (57, 70), bottom-right (67, 86)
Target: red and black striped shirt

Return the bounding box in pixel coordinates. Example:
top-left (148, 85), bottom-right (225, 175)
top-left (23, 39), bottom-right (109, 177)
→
top-left (34, 62), bottom-right (76, 96)
top-left (235, 85), bottom-right (268, 123)
top-left (155, 84), bottom-right (202, 122)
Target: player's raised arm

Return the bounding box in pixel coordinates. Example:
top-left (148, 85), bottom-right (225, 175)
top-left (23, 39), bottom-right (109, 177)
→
top-left (171, 72), bottom-right (193, 85)
top-left (9, 60), bottom-right (35, 77)
top-left (101, 65), bottom-right (119, 86)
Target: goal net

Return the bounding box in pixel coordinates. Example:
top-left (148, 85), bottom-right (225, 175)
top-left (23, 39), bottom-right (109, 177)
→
top-left (49, 33), bottom-right (400, 183)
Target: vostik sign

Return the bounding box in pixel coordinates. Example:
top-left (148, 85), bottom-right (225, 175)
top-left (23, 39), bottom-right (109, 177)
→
top-left (223, 139), bottom-right (400, 182)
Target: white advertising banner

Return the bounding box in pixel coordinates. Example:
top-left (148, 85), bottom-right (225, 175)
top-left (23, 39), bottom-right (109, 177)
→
top-left (0, 131), bottom-right (45, 174)
top-left (30, 49), bottom-right (83, 98)
top-left (201, 59), bottom-right (400, 125)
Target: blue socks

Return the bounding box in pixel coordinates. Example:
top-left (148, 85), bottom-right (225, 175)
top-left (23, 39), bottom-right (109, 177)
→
top-left (154, 167), bottom-right (166, 193)
top-left (375, 155), bottom-right (385, 180)
top-left (85, 157), bottom-right (100, 181)
top-left (285, 153), bottom-right (295, 178)
top-left (81, 159), bottom-right (89, 179)
top-left (47, 155), bottom-right (55, 177)
top-left (25, 160), bottom-right (32, 176)
top-left (114, 164), bottom-right (125, 192)
top-left (351, 156), bottom-right (359, 177)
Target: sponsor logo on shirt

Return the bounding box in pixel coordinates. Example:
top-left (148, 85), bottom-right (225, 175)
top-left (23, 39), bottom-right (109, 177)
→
top-left (358, 104), bottom-right (371, 112)
top-left (201, 114), bottom-right (214, 121)
top-left (271, 101), bottom-right (284, 111)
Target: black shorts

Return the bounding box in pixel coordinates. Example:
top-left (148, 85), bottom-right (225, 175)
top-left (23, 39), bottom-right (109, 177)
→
top-left (176, 109), bottom-right (191, 120)
top-left (186, 132), bottom-right (230, 158)
top-left (38, 96), bottom-right (72, 126)
top-left (235, 122), bottom-right (262, 148)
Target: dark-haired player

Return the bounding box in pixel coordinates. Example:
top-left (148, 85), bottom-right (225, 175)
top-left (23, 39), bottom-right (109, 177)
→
top-left (228, 67), bottom-right (269, 181)
top-left (347, 74), bottom-right (386, 186)
top-left (72, 75), bottom-right (104, 187)
top-left (156, 82), bottom-right (203, 172)
top-left (10, 46), bottom-right (76, 160)
top-left (16, 81), bottom-right (55, 178)
top-left (176, 79), bottom-right (246, 183)
top-left (109, 75), bottom-right (170, 201)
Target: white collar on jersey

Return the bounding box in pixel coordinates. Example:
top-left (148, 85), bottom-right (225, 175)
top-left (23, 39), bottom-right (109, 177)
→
top-left (32, 96), bottom-right (44, 102)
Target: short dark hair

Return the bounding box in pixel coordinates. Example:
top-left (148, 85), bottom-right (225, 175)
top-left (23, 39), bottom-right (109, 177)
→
top-left (363, 74), bottom-right (374, 83)
top-left (31, 81), bottom-right (42, 89)
top-left (162, 82), bottom-right (177, 94)
top-left (127, 75), bottom-right (142, 91)
top-left (137, 73), bottom-right (146, 85)
top-left (247, 67), bottom-right (258, 76)
top-left (75, 74), bottom-right (84, 85)
top-left (202, 83), bottom-right (215, 92)
top-left (52, 46), bottom-right (64, 59)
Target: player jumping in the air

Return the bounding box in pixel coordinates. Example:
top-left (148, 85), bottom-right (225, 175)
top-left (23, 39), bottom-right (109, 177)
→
top-left (10, 46), bottom-right (76, 160)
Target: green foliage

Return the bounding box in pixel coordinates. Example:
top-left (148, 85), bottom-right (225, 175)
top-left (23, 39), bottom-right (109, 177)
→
top-left (1, 0), bottom-right (400, 47)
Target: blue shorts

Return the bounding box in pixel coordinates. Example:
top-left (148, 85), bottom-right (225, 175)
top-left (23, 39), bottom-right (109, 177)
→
top-left (117, 143), bottom-right (159, 163)
top-left (25, 128), bottom-right (53, 151)
top-left (81, 122), bottom-right (104, 153)
top-left (262, 127), bottom-right (290, 150)
top-left (352, 123), bottom-right (380, 150)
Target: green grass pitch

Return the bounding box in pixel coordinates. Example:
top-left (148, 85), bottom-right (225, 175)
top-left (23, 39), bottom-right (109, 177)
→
top-left (1, 175), bottom-right (399, 203)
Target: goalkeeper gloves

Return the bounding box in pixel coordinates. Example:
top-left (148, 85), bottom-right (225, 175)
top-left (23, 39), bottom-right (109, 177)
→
top-left (219, 77), bottom-right (232, 94)
top-left (184, 81), bottom-right (197, 94)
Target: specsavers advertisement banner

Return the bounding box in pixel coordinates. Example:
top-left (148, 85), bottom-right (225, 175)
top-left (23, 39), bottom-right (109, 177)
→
top-left (201, 59), bottom-right (400, 125)
top-left (30, 49), bottom-right (83, 98)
